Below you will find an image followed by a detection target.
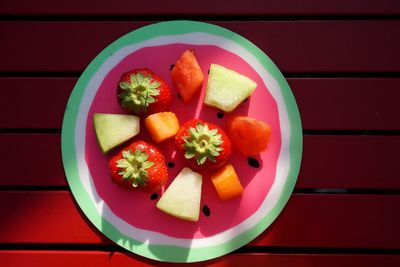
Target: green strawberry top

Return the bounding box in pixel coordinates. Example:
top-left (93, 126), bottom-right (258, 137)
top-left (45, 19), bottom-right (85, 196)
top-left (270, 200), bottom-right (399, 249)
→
top-left (116, 149), bottom-right (154, 187)
top-left (118, 71), bottom-right (160, 114)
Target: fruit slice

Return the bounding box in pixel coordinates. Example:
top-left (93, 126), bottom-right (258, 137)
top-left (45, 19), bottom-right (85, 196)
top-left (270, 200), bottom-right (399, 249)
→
top-left (227, 116), bottom-right (272, 156)
top-left (156, 167), bottom-right (202, 222)
top-left (204, 64), bottom-right (257, 112)
top-left (145, 112), bottom-right (179, 143)
top-left (211, 164), bottom-right (244, 201)
top-left (171, 50), bottom-right (205, 102)
top-left (93, 113), bottom-right (140, 153)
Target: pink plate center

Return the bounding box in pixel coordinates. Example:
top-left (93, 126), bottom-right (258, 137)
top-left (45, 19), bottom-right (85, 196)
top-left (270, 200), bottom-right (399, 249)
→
top-left (85, 44), bottom-right (281, 239)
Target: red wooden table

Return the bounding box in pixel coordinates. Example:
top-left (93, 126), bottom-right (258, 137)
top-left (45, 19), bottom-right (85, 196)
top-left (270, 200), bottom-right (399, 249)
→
top-left (1, 1), bottom-right (400, 266)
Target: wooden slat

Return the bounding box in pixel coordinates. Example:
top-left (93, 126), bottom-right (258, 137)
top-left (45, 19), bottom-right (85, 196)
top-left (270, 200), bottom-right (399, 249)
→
top-left (290, 78), bottom-right (400, 131)
top-left (252, 193), bottom-right (400, 248)
top-left (1, 251), bottom-right (400, 267)
top-left (1, 78), bottom-right (400, 130)
top-left (1, 21), bottom-right (399, 73)
top-left (1, 134), bottom-right (399, 189)
top-left (0, 134), bottom-right (66, 186)
top-left (0, 191), bottom-right (102, 244)
top-left (0, 192), bottom-right (399, 249)
top-left (298, 135), bottom-right (400, 189)
top-left (0, 78), bottom-right (74, 129)
top-left (1, 0), bottom-right (400, 16)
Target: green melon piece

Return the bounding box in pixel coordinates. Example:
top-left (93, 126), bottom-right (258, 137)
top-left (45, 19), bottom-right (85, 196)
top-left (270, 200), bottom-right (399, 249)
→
top-left (93, 113), bottom-right (140, 153)
top-left (204, 64), bottom-right (257, 112)
top-left (156, 167), bottom-right (202, 222)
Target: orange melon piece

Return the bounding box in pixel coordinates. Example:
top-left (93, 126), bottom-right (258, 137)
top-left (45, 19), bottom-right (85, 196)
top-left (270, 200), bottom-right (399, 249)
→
top-left (171, 50), bottom-right (205, 102)
top-left (210, 164), bottom-right (244, 201)
top-left (145, 112), bottom-right (179, 143)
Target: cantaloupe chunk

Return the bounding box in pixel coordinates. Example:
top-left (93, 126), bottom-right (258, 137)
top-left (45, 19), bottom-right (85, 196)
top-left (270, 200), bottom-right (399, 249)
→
top-left (210, 164), bottom-right (244, 201)
top-left (145, 112), bottom-right (179, 143)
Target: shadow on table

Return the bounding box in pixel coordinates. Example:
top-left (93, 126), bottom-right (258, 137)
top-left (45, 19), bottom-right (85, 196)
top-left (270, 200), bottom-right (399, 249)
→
top-left (97, 191), bottom-right (195, 263)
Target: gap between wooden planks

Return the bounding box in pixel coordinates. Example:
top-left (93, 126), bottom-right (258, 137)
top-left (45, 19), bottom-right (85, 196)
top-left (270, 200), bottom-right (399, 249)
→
top-left (0, 251), bottom-right (399, 267)
top-left (1, 0), bottom-right (400, 16)
top-left (0, 78), bottom-right (399, 130)
top-left (1, 133), bottom-right (400, 189)
top-left (0, 191), bottom-right (399, 249)
top-left (0, 21), bottom-right (399, 73)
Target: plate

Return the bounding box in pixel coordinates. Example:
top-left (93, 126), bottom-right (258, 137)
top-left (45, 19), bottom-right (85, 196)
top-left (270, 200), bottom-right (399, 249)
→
top-left (61, 21), bottom-right (302, 263)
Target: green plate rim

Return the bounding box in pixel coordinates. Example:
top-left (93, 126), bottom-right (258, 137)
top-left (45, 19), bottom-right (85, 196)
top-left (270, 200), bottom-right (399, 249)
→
top-left (61, 20), bottom-right (303, 263)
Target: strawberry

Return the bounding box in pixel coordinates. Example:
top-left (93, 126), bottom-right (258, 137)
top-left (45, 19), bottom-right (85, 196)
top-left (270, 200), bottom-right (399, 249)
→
top-left (117, 68), bottom-right (172, 115)
top-left (175, 119), bottom-right (231, 171)
top-left (109, 140), bottom-right (168, 193)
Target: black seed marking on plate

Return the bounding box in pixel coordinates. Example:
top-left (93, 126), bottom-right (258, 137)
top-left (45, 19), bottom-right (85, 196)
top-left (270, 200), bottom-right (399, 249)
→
top-left (243, 97), bottom-right (249, 103)
top-left (207, 69), bottom-right (210, 74)
top-left (150, 193), bottom-right (158, 200)
top-left (202, 205), bottom-right (211, 217)
top-left (177, 93), bottom-right (182, 100)
top-left (217, 112), bottom-right (224, 119)
top-left (169, 64), bottom-right (175, 70)
top-left (168, 162), bottom-right (175, 168)
top-left (247, 157), bottom-right (260, 168)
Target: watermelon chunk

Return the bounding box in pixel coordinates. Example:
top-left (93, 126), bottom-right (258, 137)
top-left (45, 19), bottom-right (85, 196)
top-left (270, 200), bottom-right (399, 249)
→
top-left (171, 50), bottom-right (205, 102)
top-left (227, 116), bottom-right (272, 156)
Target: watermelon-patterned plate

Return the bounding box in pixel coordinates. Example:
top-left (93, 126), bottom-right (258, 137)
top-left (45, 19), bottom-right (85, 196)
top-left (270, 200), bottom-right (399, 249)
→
top-left (61, 21), bottom-right (302, 263)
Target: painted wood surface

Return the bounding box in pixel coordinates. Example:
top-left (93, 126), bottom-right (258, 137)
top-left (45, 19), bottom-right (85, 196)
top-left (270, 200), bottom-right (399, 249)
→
top-left (1, 1), bottom-right (399, 265)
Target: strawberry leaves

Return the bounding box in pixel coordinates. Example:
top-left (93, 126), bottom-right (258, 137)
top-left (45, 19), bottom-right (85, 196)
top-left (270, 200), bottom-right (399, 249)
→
top-left (118, 72), bottom-right (160, 114)
top-left (116, 149), bottom-right (154, 187)
top-left (109, 140), bottom-right (169, 192)
top-left (183, 122), bottom-right (224, 165)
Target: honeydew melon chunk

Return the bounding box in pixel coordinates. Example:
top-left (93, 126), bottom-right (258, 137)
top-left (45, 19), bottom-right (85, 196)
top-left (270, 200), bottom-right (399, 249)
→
top-left (156, 167), bottom-right (202, 222)
top-left (204, 63), bottom-right (257, 112)
top-left (93, 113), bottom-right (140, 154)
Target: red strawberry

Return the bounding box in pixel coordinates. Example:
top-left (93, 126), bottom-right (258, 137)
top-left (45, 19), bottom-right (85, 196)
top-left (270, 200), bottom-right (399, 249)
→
top-left (109, 140), bottom-right (168, 193)
top-left (175, 119), bottom-right (231, 171)
top-left (117, 68), bottom-right (172, 115)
